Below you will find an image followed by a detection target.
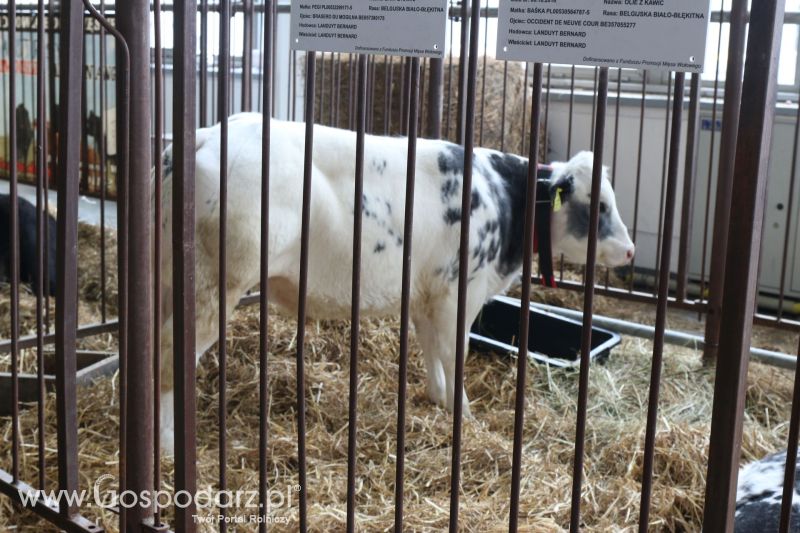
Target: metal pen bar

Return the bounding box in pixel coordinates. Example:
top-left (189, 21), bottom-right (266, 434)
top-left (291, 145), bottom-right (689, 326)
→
top-left (200, 0), bottom-right (208, 127)
top-left (637, 71), bottom-right (686, 532)
top-left (36, 0), bottom-right (47, 491)
top-left (449, 0), bottom-right (481, 530)
top-left (508, 62), bottom-right (543, 533)
top-left (172, 0), bottom-right (199, 530)
top-left (703, 0), bottom-right (785, 528)
top-left (55, 0), bottom-right (86, 516)
top-left (346, 53), bottom-right (368, 533)
top-left (394, 56), bottom-right (420, 533)
top-left (8, 0), bottom-right (21, 484)
top-left (116, 0), bottom-right (155, 527)
top-left (779, 335), bottom-right (800, 532)
top-left (628, 71), bottom-right (647, 293)
top-left (99, 0), bottom-right (108, 323)
top-left (569, 67), bottom-right (609, 532)
top-left (242, 0), bottom-right (254, 112)
top-left (676, 73), bottom-right (700, 303)
top-left (258, 5), bottom-right (273, 531)
top-left (296, 51), bottom-right (317, 533)
top-left (218, 2), bottom-right (231, 530)
top-left (153, 0), bottom-right (165, 524)
top-left (699, 0), bottom-right (727, 308)
top-left (704, 0), bottom-right (748, 361)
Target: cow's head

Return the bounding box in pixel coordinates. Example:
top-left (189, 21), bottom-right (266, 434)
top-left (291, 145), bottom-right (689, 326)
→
top-left (548, 151), bottom-right (634, 267)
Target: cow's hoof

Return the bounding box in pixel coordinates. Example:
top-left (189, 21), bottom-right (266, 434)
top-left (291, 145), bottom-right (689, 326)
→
top-left (427, 383), bottom-right (447, 409)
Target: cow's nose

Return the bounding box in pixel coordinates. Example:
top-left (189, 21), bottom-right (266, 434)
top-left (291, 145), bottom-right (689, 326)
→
top-left (626, 246), bottom-right (635, 261)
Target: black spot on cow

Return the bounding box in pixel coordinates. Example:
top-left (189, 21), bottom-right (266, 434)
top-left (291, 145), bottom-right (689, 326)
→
top-left (0, 194), bottom-right (57, 296)
top-left (471, 189), bottom-right (483, 211)
top-left (437, 144), bottom-right (465, 175)
top-left (488, 153), bottom-right (529, 275)
top-left (384, 200), bottom-right (392, 215)
top-left (564, 200), bottom-right (613, 240)
top-left (443, 207), bottom-right (461, 225)
top-left (162, 151), bottom-right (174, 177)
top-left (374, 242), bottom-right (386, 253)
top-left (441, 178), bottom-right (460, 203)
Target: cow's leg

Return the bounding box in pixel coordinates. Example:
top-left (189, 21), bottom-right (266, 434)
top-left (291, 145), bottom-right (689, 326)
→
top-left (414, 293), bottom-right (479, 417)
top-left (413, 317), bottom-right (447, 408)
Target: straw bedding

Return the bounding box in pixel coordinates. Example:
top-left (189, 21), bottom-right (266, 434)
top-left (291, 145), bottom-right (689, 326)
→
top-left (0, 227), bottom-right (798, 532)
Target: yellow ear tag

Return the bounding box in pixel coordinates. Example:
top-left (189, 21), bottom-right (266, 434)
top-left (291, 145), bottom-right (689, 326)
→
top-left (553, 187), bottom-right (563, 212)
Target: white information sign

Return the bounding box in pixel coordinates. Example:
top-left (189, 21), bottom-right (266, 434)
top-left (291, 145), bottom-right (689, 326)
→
top-left (496, 0), bottom-right (712, 73)
top-left (290, 1), bottom-right (448, 58)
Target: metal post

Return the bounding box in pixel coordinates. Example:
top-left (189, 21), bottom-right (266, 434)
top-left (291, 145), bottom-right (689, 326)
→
top-left (54, 0), bottom-right (85, 517)
top-left (703, 0), bottom-right (747, 361)
top-left (116, 0), bottom-right (155, 529)
top-left (702, 0), bottom-right (785, 529)
top-left (427, 58), bottom-right (444, 139)
top-left (676, 74), bottom-right (701, 302)
top-left (173, 1), bottom-right (198, 531)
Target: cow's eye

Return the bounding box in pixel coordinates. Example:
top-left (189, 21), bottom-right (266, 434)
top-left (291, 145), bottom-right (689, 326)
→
top-left (600, 202), bottom-right (607, 214)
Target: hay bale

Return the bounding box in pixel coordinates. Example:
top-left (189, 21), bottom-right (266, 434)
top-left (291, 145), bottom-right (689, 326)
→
top-left (312, 54), bottom-right (547, 160)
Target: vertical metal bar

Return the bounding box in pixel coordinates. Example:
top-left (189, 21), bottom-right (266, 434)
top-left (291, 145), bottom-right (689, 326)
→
top-left (55, 0), bottom-right (85, 516)
top-left (478, 0), bottom-right (488, 146)
top-left (418, 58), bottom-right (426, 133)
top-left (36, 0), bottom-right (47, 491)
top-left (200, 0), bottom-right (208, 127)
top-left (153, 0), bottom-right (165, 524)
top-left (258, 6), bottom-right (273, 531)
top-left (520, 62), bottom-right (530, 155)
top-left (384, 56), bottom-right (393, 135)
top-left (346, 53), bottom-right (368, 533)
top-left (455, 0), bottom-right (470, 145)
top-left (80, 34), bottom-right (89, 195)
top-left (8, 0), bottom-right (20, 485)
top-left (508, 62), bottom-right (543, 533)
top-left (45, 0), bottom-right (55, 334)
top-left (566, 66), bottom-right (575, 157)
top-left (704, 0), bottom-right (747, 361)
top-left (296, 51), bottom-right (317, 533)
top-left (173, 0), bottom-right (198, 530)
top-left (218, 1), bottom-right (231, 530)
top-left (335, 53), bottom-right (343, 128)
top-left (445, 21), bottom-right (454, 140)
top-left (637, 72), bottom-right (686, 531)
top-left (628, 71), bottom-right (648, 293)
top-left (779, 335), bottom-right (800, 532)
top-left (99, 0), bottom-right (108, 323)
top-left (330, 53), bottom-right (338, 127)
top-left (242, 0), bottom-right (254, 112)
top-left (500, 61), bottom-right (508, 152)
top-left (568, 67), bottom-right (609, 532)
top-left (703, 0), bottom-right (784, 528)
top-left (427, 58), bottom-right (443, 139)
top-left (699, 0), bottom-right (727, 307)
top-left (393, 56), bottom-right (420, 533)
top-left (676, 74), bottom-right (701, 302)
top-left (589, 67), bottom-right (598, 151)
top-left (653, 77), bottom-right (673, 294)
top-left (117, 0), bottom-right (155, 528)
top-left (449, 1), bottom-right (481, 530)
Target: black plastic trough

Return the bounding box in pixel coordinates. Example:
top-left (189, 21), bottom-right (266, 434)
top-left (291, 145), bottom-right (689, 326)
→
top-left (469, 295), bottom-right (621, 367)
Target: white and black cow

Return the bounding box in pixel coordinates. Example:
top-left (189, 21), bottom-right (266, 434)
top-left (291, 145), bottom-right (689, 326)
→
top-left (736, 450), bottom-right (800, 532)
top-left (0, 194), bottom-right (57, 296)
top-left (157, 113), bottom-right (635, 452)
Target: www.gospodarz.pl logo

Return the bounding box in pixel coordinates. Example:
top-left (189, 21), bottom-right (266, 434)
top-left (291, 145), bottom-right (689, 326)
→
top-left (18, 474), bottom-right (300, 524)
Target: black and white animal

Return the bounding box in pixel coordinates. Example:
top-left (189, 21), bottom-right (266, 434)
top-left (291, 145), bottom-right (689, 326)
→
top-left (156, 113), bottom-right (635, 452)
top-left (736, 450), bottom-right (800, 532)
top-left (0, 194), bottom-right (57, 296)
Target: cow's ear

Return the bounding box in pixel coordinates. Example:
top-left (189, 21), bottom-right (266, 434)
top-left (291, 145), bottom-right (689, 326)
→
top-left (551, 174), bottom-right (575, 199)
